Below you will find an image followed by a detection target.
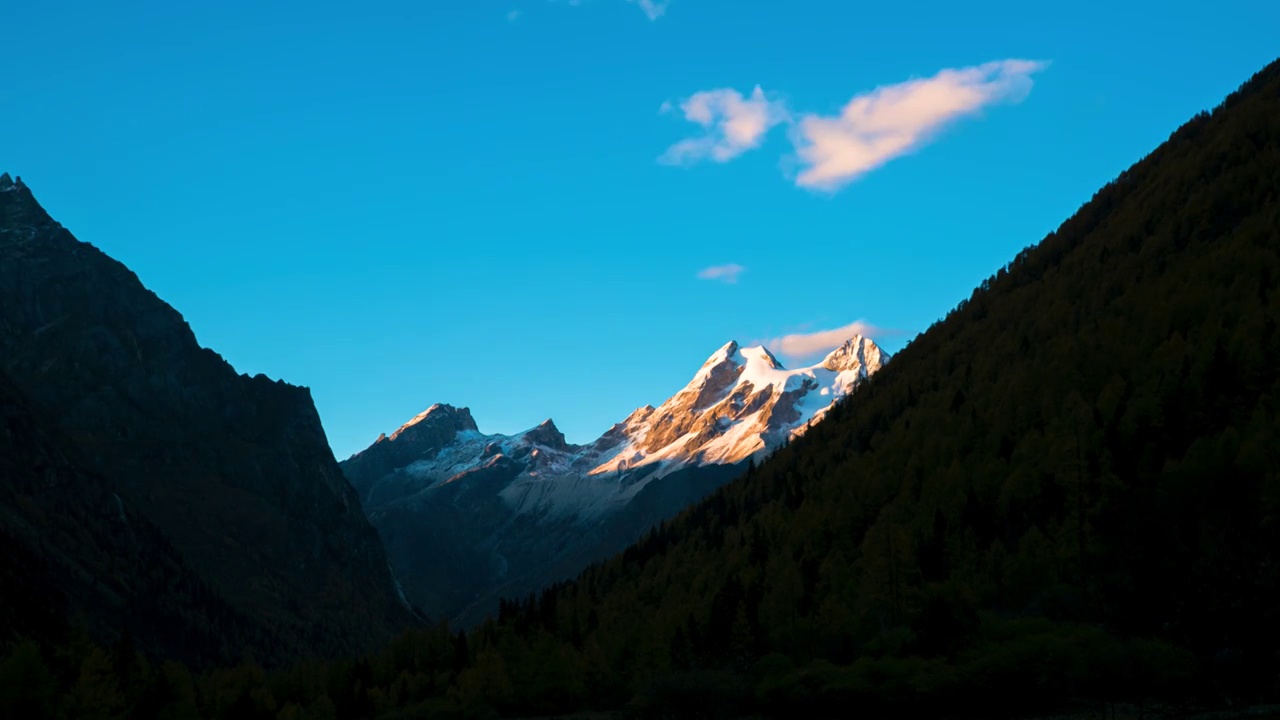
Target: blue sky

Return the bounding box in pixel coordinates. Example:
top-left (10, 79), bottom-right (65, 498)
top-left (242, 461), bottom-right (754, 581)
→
top-left (3, 1), bottom-right (1277, 457)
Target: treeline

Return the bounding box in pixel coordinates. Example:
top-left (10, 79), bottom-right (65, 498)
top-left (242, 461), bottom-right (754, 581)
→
top-left (4, 56), bottom-right (1280, 720)
top-left (0, 627), bottom-right (466, 720)
top-left (0, 615), bottom-right (1205, 719)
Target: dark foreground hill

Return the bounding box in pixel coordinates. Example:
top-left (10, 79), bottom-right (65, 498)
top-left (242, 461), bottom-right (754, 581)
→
top-left (0, 174), bottom-right (416, 664)
top-left (2, 56), bottom-right (1278, 719)
top-left (0, 368), bottom-right (282, 667)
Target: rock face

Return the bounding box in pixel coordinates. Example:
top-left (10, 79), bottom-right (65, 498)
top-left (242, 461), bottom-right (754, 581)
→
top-left (342, 336), bottom-right (887, 625)
top-left (0, 175), bottom-right (416, 659)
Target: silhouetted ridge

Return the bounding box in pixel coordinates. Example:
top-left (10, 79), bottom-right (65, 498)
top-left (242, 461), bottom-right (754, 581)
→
top-left (0, 177), bottom-right (416, 661)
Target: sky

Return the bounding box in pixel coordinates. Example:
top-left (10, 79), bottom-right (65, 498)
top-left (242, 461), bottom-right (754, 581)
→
top-left (2, 1), bottom-right (1277, 458)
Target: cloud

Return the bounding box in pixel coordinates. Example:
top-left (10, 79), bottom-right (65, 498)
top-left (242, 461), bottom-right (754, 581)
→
top-left (793, 59), bottom-right (1047, 190)
top-left (659, 86), bottom-right (789, 165)
top-left (696, 263), bottom-right (746, 284)
top-left (766, 320), bottom-right (888, 357)
top-left (628, 0), bottom-right (669, 19)
top-left (507, 9), bottom-right (522, 21)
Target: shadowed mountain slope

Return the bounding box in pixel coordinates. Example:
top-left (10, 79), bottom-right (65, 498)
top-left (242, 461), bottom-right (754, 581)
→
top-left (0, 174), bottom-right (416, 660)
top-left (0, 368), bottom-right (285, 666)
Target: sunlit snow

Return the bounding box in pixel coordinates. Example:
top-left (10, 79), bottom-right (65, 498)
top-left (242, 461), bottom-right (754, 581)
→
top-left (374, 335), bottom-right (886, 522)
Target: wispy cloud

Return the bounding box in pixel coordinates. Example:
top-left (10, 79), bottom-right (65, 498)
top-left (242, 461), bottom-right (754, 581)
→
top-left (793, 60), bottom-right (1047, 190)
top-left (766, 320), bottom-right (888, 357)
top-left (628, 0), bottom-right (669, 20)
top-left (507, 9), bottom-right (522, 21)
top-left (659, 86), bottom-right (789, 165)
top-left (697, 263), bottom-right (746, 284)
top-left (657, 60), bottom-right (1047, 190)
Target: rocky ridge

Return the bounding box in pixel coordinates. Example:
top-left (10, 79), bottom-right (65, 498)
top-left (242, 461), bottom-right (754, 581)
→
top-left (342, 335), bottom-right (887, 623)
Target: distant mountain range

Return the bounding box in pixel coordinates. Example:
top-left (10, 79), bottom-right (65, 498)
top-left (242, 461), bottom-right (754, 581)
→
top-left (341, 335), bottom-right (886, 623)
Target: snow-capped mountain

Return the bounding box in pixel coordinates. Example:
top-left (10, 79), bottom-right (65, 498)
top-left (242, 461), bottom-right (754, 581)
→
top-left (341, 335), bottom-right (886, 624)
top-left (588, 336), bottom-right (885, 475)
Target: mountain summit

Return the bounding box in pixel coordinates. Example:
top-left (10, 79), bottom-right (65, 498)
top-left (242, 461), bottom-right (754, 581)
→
top-left (341, 335), bottom-right (887, 623)
top-left (588, 336), bottom-right (886, 474)
top-left (821, 334), bottom-right (886, 373)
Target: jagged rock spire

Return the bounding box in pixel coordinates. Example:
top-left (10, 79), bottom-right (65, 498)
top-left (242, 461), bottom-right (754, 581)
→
top-left (525, 418), bottom-right (569, 450)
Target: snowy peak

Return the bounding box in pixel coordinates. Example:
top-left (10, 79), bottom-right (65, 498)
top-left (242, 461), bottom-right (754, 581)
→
top-left (522, 418), bottom-right (571, 451)
top-left (389, 403), bottom-right (477, 441)
top-left (821, 335), bottom-right (886, 375)
top-left (345, 335), bottom-right (888, 519)
top-left (342, 403), bottom-right (482, 502)
top-left (695, 340), bottom-right (782, 375)
top-left (675, 341), bottom-right (785, 417)
top-left (341, 334), bottom-right (888, 624)
top-left (587, 335), bottom-right (888, 477)
top-left (751, 345), bottom-right (784, 369)
top-left (704, 340), bottom-right (740, 366)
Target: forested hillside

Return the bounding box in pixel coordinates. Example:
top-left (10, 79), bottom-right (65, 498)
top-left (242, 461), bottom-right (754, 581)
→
top-left (461, 55), bottom-right (1280, 716)
top-left (2, 57), bottom-right (1277, 720)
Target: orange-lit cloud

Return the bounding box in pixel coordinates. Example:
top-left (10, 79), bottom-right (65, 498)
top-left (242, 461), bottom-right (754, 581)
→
top-left (766, 320), bottom-right (888, 357)
top-left (659, 86), bottom-right (789, 165)
top-left (794, 60), bottom-right (1047, 190)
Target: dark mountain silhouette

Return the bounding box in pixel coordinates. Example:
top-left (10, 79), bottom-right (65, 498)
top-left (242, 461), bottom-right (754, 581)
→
top-left (0, 174), bottom-right (416, 662)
